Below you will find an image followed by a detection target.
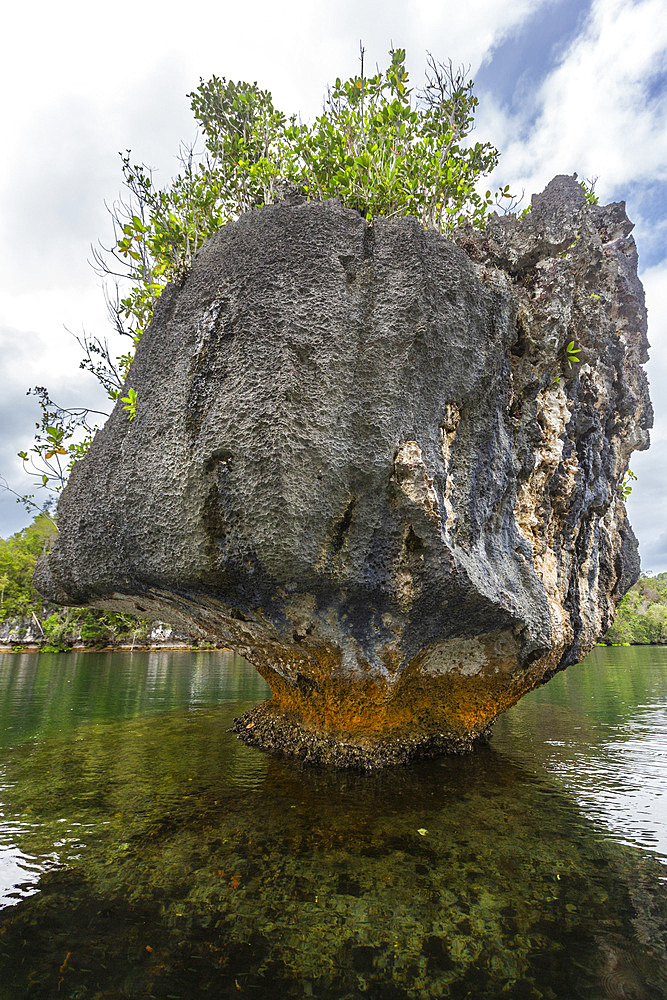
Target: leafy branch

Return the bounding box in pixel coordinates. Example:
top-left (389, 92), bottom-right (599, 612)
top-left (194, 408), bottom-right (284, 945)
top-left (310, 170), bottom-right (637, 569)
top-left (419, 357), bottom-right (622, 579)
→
top-left (618, 468), bottom-right (637, 500)
top-left (553, 340), bottom-right (581, 384)
top-left (120, 387), bottom-right (137, 421)
top-left (14, 387), bottom-right (107, 504)
top-left (92, 46), bottom-right (512, 365)
top-left (565, 340), bottom-right (580, 369)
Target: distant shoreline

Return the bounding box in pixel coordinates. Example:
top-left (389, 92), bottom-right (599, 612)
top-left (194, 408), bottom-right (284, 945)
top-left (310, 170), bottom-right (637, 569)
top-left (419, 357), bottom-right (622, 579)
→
top-left (0, 642), bottom-right (229, 653)
top-left (2, 640), bottom-right (665, 654)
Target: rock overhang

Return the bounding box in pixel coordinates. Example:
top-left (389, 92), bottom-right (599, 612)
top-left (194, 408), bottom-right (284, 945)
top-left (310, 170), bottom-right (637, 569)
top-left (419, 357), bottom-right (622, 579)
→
top-left (35, 174), bottom-right (652, 766)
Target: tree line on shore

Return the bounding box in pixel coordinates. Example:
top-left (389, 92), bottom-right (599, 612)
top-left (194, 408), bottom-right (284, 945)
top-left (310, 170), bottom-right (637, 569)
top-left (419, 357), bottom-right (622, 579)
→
top-left (0, 514), bottom-right (152, 650)
top-left (601, 570), bottom-right (667, 644)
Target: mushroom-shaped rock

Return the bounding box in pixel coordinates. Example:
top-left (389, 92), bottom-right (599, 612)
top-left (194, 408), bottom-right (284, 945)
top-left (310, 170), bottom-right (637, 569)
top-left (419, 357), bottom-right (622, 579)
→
top-left (35, 175), bottom-right (652, 766)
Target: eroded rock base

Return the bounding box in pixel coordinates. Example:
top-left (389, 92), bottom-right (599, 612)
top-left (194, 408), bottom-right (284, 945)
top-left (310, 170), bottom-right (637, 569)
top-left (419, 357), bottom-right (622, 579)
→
top-left (230, 633), bottom-right (560, 768)
top-left (230, 702), bottom-right (490, 769)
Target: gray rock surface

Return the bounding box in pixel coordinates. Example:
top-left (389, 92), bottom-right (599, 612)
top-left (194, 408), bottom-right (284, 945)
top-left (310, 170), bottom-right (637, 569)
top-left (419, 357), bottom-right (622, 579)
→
top-left (35, 175), bottom-right (652, 766)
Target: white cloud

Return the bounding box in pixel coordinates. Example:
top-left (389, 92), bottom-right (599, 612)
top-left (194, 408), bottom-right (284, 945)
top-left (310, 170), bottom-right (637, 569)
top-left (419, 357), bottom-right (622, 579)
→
top-left (480, 0), bottom-right (667, 200)
top-left (411, 0), bottom-right (556, 69)
top-left (642, 260), bottom-right (667, 403)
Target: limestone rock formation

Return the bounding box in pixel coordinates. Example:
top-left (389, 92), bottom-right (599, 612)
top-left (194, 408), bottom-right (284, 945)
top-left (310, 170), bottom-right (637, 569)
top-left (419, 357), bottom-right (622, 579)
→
top-left (35, 175), bottom-right (652, 766)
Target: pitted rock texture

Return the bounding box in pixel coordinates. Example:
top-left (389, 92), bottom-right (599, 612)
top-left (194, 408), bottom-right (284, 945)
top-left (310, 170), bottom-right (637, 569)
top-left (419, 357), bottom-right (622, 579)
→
top-left (35, 175), bottom-right (652, 767)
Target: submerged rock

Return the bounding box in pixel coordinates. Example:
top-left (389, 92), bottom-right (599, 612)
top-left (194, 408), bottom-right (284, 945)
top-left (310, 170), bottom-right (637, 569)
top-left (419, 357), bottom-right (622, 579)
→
top-left (35, 175), bottom-right (652, 766)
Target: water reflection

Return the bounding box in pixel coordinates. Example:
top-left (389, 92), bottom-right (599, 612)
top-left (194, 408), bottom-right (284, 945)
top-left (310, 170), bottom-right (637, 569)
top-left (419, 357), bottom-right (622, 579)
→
top-left (0, 651), bottom-right (269, 914)
top-left (0, 649), bottom-right (269, 748)
top-left (494, 645), bottom-right (667, 865)
top-left (0, 647), bottom-right (664, 998)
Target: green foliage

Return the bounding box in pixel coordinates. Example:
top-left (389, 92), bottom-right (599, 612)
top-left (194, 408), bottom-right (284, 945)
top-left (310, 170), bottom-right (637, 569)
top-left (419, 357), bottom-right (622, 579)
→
top-left (120, 386), bottom-right (138, 421)
top-left (188, 76), bottom-right (292, 216)
top-left (41, 612), bottom-right (74, 652)
top-left (602, 572), bottom-right (667, 645)
top-left (77, 611), bottom-right (151, 648)
top-left (618, 468), bottom-right (637, 499)
top-left (106, 48), bottom-right (508, 363)
top-left (565, 340), bottom-right (580, 369)
top-left (12, 387), bottom-right (103, 510)
top-left (0, 514), bottom-right (150, 647)
top-left (553, 340), bottom-right (581, 384)
top-left (0, 514), bottom-right (57, 620)
top-left (579, 176), bottom-right (599, 205)
top-left (189, 48), bottom-right (507, 230)
top-left (34, 608), bottom-right (151, 652)
top-left (99, 147), bottom-right (230, 354)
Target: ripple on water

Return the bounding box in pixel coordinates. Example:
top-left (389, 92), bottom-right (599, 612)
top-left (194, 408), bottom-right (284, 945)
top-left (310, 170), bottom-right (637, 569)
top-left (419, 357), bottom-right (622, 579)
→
top-left (494, 645), bottom-right (667, 868)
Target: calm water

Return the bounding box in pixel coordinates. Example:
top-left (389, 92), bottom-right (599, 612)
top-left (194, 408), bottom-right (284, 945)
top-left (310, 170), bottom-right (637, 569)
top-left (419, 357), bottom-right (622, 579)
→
top-left (0, 646), bottom-right (665, 999)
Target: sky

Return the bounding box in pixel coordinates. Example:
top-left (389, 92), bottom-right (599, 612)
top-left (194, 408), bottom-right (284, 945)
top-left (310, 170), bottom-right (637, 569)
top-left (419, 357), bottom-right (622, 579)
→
top-left (1, 0), bottom-right (666, 570)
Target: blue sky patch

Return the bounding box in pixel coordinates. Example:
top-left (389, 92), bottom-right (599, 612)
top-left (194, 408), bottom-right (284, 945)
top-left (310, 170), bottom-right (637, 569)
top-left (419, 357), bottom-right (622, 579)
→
top-left (621, 179), bottom-right (667, 269)
top-left (475, 0), bottom-right (593, 115)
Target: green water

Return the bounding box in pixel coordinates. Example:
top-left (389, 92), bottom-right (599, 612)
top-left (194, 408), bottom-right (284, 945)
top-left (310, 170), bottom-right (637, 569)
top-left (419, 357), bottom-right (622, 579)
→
top-left (0, 646), bottom-right (665, 999)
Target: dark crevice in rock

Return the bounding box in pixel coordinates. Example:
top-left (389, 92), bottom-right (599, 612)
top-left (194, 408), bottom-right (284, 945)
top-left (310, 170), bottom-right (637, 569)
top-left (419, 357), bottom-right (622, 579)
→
top-left (405, 526), bottom-right (425, 554)
top-left (338, 254), bottom-right (357, 284)
top-left (331, 497), bottom-right (357, 554)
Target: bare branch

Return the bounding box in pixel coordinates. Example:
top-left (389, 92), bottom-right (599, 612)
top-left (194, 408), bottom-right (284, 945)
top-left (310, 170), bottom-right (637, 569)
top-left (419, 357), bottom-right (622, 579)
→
top-left (0, 476), bottom-right (58, 531)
